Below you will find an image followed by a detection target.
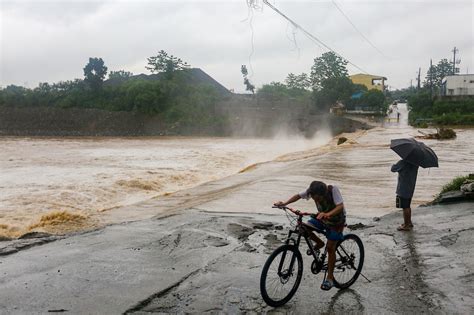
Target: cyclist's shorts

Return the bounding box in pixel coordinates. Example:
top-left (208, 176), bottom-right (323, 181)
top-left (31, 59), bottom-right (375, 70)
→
top-left (307, 218), bottom-right (344, 241)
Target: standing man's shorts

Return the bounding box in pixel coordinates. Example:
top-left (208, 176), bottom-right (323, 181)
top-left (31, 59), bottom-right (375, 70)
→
top-left (396, 195), bottom-right (412, 209)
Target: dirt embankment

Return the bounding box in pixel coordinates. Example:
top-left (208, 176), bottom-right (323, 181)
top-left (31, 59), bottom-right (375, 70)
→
top-left (0, 105), bottom-right (369, 137)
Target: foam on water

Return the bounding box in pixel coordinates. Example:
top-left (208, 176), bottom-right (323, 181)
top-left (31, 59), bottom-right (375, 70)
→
top-left (0, 133), bottom-right (332, 238)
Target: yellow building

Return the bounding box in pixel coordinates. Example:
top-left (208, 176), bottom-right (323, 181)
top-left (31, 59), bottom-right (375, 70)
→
top-left (349, 74), bottom-right (387, 91)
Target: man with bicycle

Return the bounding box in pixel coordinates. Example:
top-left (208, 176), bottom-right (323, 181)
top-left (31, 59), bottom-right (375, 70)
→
top-left (274, 180), bottom-right (345, 291)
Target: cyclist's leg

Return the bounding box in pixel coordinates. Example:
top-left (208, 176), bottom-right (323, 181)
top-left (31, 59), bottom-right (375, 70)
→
top-left (321, 227), bottom-right (344, 290)
top-left (303, 220), bottom-right (325, 249)
top-left (326, 239), bottom-right (337, 280)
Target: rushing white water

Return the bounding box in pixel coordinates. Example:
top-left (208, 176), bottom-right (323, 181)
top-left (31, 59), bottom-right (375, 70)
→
top-left (0, 131), bottom-right (332, 237)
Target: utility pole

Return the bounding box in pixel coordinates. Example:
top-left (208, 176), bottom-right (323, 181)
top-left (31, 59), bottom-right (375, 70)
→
top-left (417, 67), bottom-right (421, 90)
top-left (429, 59), bottom-right (433, 98)
top-left (452, 46), bottom-right (458, 74)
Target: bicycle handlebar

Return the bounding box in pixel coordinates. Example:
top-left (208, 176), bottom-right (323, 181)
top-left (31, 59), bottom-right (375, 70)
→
top-left (272, 205), bottom-right (312, 216)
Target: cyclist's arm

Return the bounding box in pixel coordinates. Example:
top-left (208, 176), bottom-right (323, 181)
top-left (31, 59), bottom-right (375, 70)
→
top-left (274, 194), bottom-right (301, 206)
top-left (317, 203), bottom-right (344, 219)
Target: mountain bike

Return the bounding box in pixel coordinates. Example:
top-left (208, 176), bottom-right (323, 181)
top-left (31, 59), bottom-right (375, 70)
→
top-left (260, 205), bottom-right (365, 307)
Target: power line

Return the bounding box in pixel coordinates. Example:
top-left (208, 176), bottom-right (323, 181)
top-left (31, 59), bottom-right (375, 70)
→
top-left (331, 0), bottom-right (387, 58)
top-left (262, 0), bottom-right (368, 74)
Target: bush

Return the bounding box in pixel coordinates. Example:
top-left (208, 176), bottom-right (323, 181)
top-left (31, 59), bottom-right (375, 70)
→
top-left (440, 175), bottom-right (474, 194)
top-left (408, 95), bottom-right (474, 126)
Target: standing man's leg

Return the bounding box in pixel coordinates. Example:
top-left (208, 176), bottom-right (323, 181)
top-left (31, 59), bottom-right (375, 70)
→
top-left (397, 196), bottom-right (413, 231)
top-left (403, 207), bottom-right (412, 228)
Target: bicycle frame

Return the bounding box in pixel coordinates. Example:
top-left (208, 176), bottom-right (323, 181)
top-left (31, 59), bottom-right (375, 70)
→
top-left (274, 205), bottom-right (355, 277)
top-left (277, 208), bottom-right (330, 277)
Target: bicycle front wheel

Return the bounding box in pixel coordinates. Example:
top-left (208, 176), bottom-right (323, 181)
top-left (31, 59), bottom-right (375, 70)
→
top-left (260, 244), bottom-right (303, 307)
top-left (333, 234), bottom-right (364, 289)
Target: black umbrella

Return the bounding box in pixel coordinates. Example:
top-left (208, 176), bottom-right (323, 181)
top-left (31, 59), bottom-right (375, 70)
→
top-left (390, 138), bottom-right (439, 168)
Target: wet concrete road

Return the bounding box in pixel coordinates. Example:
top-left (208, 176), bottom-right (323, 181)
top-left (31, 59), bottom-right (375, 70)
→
top-left (1, 200), bottom-right (473, 314)
top-left (1, 114), bottom-right (473, 313)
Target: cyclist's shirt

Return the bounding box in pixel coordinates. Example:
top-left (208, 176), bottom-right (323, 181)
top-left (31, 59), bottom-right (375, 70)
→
top-left (299, 185), bottom-right (346, 227)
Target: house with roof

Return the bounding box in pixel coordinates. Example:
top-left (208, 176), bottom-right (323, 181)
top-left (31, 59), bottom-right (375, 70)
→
top-left (349, 73), bottom-right (387, 92)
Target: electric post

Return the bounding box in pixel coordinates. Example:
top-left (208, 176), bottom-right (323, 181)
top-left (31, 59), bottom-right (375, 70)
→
top-left (430, 59), bottom-right (433, 98)
top-left (417, 68), bottom-right (421, 90)
top-left (452, 46), bottom-right (458, 74)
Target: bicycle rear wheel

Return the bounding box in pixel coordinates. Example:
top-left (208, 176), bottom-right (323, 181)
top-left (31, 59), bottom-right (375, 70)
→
top-left (333, 234), bottom-right (364, 289)
top-left (260, 244), bottom-right (303, 307)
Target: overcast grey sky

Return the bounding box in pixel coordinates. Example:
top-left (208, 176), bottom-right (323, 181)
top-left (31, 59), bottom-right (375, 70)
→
top-left (1, 0), bottom-right (473, 92)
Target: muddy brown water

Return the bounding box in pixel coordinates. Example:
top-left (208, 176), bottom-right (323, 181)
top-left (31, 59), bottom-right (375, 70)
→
top-left (1, 104), bottom-right (472, 238)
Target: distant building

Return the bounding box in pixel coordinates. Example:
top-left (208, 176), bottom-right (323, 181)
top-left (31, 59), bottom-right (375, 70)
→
top-left (349, 74), bottom-right (387, 92)
top-left (329, 101), bottom-right (345, 116)
top-left (441, 74), bottom-right (474, 96)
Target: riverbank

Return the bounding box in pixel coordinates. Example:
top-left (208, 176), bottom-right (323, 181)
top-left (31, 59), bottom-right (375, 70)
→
top-left (0, 105), bottom-right (368, 137)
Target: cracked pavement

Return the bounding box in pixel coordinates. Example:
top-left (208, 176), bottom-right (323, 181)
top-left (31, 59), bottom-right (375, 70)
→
top-left (0, 201), bottom-right (473, 314)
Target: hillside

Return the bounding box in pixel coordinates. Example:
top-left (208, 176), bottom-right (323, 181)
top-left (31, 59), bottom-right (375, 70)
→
top-left (105, 68), bottom-right (231, 96)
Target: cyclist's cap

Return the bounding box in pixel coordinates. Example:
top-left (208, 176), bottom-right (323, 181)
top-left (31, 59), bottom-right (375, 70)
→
top-left (307, 181), bottom-right (327, 197)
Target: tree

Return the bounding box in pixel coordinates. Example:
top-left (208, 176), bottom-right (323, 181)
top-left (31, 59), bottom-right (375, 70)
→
top-left (423, 58), bottom-right (454, 90)
top-left (241, 65), bottom-right (255, 94)
top-left (434, 59), bottom-right (454, 87)
top-left (285, 73), bottom-right (311, 90)
top-left (312, 76), bottom-right (355, 112)
top-left (83, 57), bottom-right (107, 90)
top-left (108, 70), bottom-right (133, 80)
top-left (360, 89), bottom-right (385, 112)
top-left (310, 52), bottom-right (348, 90)
top-left (146, 50), bottom-right (190, 78)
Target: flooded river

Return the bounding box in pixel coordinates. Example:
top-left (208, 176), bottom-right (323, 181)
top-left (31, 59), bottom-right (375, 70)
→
top-left (1, 104), bottom-right (473, 238)
top-left (0, 132), bottom-right (331, 238)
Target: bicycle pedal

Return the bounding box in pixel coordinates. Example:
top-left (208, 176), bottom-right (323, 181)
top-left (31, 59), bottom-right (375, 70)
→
top-left (306, 248), bottom-right (320, 257)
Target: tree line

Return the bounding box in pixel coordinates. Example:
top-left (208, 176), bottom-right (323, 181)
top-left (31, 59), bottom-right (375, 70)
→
top-left (242, 51), bottom-right (387, 113)
top-left (1, 50), bottom-right (388, 122)
top-left (0, 51), bottom-right (222, 128)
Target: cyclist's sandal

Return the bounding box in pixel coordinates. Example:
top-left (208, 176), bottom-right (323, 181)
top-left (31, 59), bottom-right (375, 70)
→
top-left (321, 279), bottom-right (334, 291)
top-left (397, 223), bottom-right (414, 231)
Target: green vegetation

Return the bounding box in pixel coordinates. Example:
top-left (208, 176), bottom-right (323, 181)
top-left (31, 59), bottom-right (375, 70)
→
top-left (398, 55), bottom-right (474, 126)
top-left (83, 57), bottom-right (108, 90)
top-left (440, 174), bottom-right (474, 194)
top-left (310, 51), bottom-right (348, 90)
top-left (146, 50), bottom-right (189, 78)
top-left (257, 51), bottom-right (387, 113)
top-left (257, 82), bottom-right (311, 102)
top-left (0, 53), bottom-right (222, 128)
top-left (241, 65), bottom-right (255, 94)
top-left (285, 73), bottom-right (311, 90)
top-left (408, 93), bottom-right (474, 126)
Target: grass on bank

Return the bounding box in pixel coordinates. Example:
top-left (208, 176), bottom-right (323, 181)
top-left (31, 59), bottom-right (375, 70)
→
top-left (439, 174), bottom-right (474, 194)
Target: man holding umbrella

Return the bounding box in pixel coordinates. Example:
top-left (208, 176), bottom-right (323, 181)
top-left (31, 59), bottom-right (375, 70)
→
top-left (390, 138), bottom-right (438, 231)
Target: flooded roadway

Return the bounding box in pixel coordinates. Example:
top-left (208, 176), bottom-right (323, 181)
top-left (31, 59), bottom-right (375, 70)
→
top-left (0, 104), bottom-right (473, 314)
top-left (1, 104), bottom-right (472, 239)
top-left (0, 132), bottom-right (332, 238)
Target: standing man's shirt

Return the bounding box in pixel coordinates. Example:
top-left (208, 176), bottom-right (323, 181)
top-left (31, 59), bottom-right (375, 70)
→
top-left (391, 160), bottom-right (419, 198)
